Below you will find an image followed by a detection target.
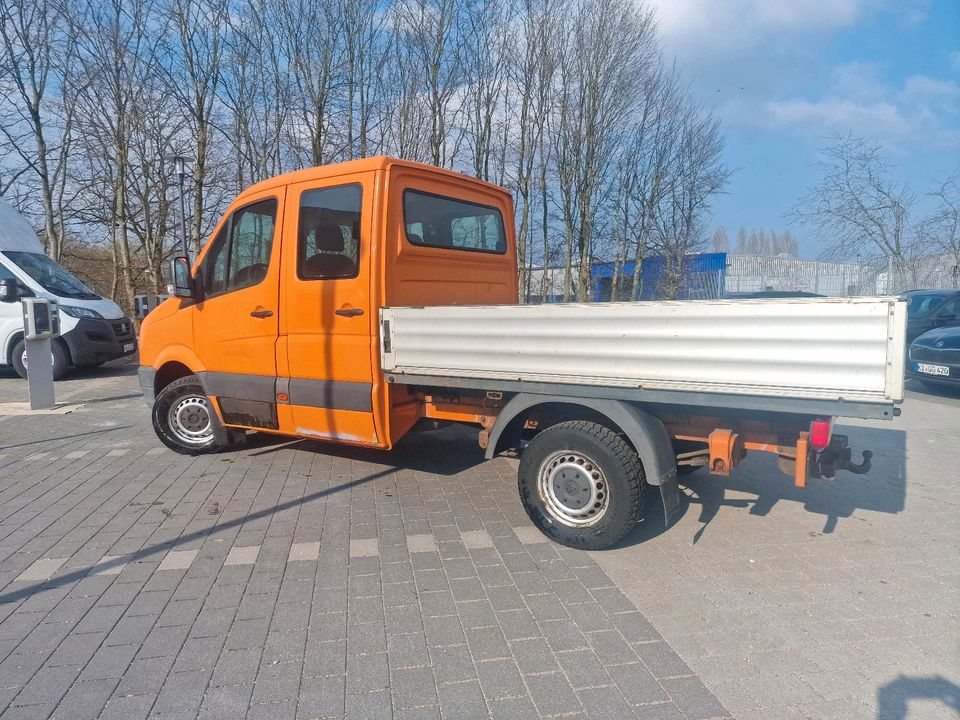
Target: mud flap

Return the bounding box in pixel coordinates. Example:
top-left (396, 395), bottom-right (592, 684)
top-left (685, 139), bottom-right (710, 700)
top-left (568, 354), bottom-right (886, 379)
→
top-left (658, 473), bottom-right (682, 527)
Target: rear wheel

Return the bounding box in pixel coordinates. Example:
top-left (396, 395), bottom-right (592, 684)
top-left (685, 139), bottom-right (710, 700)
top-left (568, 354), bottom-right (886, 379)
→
top-left (152, 375), bottom-right (232, 455)
top-left (518, 420), bottom-right (644, 550)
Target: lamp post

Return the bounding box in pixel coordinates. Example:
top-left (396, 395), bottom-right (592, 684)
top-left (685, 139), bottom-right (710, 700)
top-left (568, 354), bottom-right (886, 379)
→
top-left (173, 155), bottom-right (189, 260)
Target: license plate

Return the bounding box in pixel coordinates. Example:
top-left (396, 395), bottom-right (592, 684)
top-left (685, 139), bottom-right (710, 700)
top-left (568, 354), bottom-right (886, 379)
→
top-left (917, 362), bottom-right (950, 376)
top-left (123, 342), bottom-right (135, 353)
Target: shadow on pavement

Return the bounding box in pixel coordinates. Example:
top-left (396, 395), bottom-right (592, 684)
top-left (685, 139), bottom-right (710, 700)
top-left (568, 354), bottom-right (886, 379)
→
top-left (0, 425), bottom-right (488, 605)
top-left (0, 464), bottom-right (399, 605)
top-left (243, 423), bottom-right (486, 476)
top-left (0, 426), bottom-right (131, 451)
top-left (615, 425), bottom-right (907, 548)
top-left (876, 675), bottom-right (960, 719)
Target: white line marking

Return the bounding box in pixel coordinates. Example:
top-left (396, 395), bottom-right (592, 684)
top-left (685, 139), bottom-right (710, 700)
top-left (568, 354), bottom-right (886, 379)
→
top-left (106, 449), bottom-right (129, 457)
top-left (64, 450), bottom-right (90, 459)
top-left (16, 558), bottom-right (66, 582)
top-left (157, 549), bottom-right (198, 571)
top-left (513, 526), bottom-right (549, 544)
top-left (225, 545), bottom-right (261, 566)
top-left (349, 539), bottom-right (379, 558)
top-left (406, 534), bottom-right (437, 554)
top-left (146, 448), bottom-right (166, 455)
top-left (92, 555), bottom-right (125, 576)
top-left (24, 452), bottom-right (49, 462)
top-left (288, 542), bottom-right (321, 562)
top-left (461, 530), bottom-right (495, 549)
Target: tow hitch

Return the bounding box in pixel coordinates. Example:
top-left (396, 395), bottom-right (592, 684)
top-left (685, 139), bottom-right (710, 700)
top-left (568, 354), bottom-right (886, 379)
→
top-left (810, 434), bottom-right (873, 480)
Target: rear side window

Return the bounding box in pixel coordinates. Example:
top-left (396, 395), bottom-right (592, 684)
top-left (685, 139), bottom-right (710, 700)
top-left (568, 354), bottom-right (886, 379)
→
top-left (202, 198), bottom-right (277, 297)
top-left (403, 190), bottom-right (506, 254)
top-left (298, 185), bottom-right (362, 279)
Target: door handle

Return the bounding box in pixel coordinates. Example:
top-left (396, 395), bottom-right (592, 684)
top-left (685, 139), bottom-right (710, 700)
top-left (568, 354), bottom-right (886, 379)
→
top-left (250, 309), bottom-right (273, 318)
top-left (335, 308), bottom-right (364, 317)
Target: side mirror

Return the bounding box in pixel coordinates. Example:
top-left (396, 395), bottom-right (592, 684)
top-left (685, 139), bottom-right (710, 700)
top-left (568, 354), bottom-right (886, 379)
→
top-left (169, 256), bottom-right (195, 299)
top-left (0, 278), bottom-right (18, 303)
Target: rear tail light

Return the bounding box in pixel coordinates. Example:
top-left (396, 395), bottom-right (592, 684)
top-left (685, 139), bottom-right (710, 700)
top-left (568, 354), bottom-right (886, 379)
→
top-left (809, 418), bottom-right (832, 451)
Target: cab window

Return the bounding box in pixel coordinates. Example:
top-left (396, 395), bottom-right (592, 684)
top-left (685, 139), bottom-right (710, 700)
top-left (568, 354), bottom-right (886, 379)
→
top-left (403, 190), bottom-right (506, 254)
top-left (202, 198), bottom-right (277, 297)
top-left (298, 184), bottom-right (361, 279)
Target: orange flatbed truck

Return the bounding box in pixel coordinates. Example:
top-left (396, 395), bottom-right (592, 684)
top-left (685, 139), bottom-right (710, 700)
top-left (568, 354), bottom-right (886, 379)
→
top-left (139, 156), bottom-right (906, 549)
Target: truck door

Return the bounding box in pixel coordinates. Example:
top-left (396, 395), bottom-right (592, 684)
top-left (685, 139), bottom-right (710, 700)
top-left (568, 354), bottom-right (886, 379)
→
top-left (280, 174), bottom-right (378, 444)
top-left (193, 189), bottom-right (284, 429)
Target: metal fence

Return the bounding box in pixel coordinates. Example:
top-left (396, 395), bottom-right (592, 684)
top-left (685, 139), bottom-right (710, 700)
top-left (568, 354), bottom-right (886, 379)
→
top-left (525, 253), bottom-right (960, 303)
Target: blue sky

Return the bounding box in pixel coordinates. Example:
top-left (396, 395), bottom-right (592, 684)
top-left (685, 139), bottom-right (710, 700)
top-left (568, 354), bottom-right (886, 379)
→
top-left (648, 0), bottom-right (960, 258)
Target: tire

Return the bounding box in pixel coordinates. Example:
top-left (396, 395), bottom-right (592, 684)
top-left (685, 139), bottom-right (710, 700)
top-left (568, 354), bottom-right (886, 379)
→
top-left (152, 374), bottom-right (232, 455)
top-left (11, 338), bottom-right (69, 380)
top-left (517, 420), bottom-right (644, 550)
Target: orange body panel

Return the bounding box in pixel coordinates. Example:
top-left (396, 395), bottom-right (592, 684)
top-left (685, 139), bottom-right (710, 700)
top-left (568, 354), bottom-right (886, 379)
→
top-left (139, 157), bottom-right (518, 449)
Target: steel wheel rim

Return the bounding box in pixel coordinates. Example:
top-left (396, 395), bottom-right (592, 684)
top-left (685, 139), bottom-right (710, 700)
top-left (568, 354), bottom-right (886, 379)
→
top-left (167, 395), bottom-right (213, 445)
top-left (537, 449), bottom-right (609, 527)
top-left (21, 350), bottom-right (55, 369)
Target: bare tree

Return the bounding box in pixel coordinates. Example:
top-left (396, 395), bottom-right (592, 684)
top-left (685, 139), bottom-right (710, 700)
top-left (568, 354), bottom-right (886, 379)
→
top-left (341, 0), bottom-right (389, 158)
top-left (552, 0), bottom-right (657, 301)
top-left (791, 134), bottom-right (914, 288)
top-left (0, 0), bottom-right (78, 259)
top-left (650, 102), bottom-right (729, 298)
top-left (710, 226), bottom-right (729, 253)
top-left (510, 0), bottom-right (557, 300)
top-left (916, 169), bottom-right (960, 286)
top-left (391, 0), bottom-right (463, 167)
top-left (73, 0), bottom-right (165, 313)
top-left (221, 0), bottom-right (291, 188)
top-left (166, 0), bottom-right (228, 253)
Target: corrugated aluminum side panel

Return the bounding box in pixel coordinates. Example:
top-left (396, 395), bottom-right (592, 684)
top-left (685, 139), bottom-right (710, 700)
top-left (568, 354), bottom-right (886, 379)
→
top-left (381, 297), bottom-right (906, 404)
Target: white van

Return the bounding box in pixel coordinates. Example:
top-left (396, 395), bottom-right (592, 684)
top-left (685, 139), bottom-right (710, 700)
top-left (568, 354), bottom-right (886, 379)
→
top-left (0, 200), bottom-right (136, 379)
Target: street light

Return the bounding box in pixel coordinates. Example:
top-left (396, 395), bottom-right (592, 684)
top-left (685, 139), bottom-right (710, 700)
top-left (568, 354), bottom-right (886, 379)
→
top-left (172, 155), bottom-right (189, 261)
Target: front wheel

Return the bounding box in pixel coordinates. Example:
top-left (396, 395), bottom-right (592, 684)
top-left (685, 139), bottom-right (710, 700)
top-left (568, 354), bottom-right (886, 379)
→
top-left (11, 338), bottom-right (69, 380)
top-left (152, 375), bottom-right (231, 455)
top-left (518, 420), bottom-right (645, 550)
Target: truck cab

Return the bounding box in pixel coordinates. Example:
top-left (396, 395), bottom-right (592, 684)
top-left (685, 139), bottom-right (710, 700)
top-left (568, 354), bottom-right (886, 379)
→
top-left (139, 156), bottom-right (517, 450)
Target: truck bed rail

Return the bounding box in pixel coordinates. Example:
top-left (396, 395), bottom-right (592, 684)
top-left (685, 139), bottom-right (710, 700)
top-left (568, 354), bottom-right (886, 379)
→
top-left (380, 297), bottom-right (906, 419)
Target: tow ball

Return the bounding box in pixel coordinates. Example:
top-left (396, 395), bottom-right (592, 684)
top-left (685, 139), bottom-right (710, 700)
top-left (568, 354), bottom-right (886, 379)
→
top-left (811, 434), bottom-right (873, 480)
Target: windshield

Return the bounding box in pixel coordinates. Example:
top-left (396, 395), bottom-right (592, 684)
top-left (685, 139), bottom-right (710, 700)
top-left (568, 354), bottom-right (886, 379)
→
top-left (3, 251), bottom-right (100, 299)
top-left (906, 292), bottom-right (952, 317)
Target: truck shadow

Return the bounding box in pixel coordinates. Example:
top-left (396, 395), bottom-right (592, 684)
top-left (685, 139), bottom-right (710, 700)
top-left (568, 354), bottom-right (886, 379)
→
top-left (620, 424), bottom-right (907, 547)
top-left (876, 675), bottom-right (960, 719)
top-left (243, 422), bottom-right (487, 477)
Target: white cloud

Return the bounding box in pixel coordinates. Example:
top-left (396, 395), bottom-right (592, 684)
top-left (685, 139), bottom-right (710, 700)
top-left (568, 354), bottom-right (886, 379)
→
top-left (765, 69), bottom-right (960, 149)
top-left (647, 0), bottom-right (865, 56)
top-left (903, 75), bottom-right (959, 98)
top-left (951, 51), bottom-right (960, 73)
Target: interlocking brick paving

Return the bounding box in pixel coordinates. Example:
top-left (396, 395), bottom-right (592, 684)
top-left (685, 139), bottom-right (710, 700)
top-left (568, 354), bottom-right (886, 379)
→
top-left (0, 364), bottom-right (730, 719)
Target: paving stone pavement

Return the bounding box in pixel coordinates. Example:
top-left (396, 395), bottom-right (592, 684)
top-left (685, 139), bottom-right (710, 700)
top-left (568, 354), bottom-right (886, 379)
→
top-left (0, 363), bottom-right (957, 720)
top-left (0, 363), bottom-right (728, 720)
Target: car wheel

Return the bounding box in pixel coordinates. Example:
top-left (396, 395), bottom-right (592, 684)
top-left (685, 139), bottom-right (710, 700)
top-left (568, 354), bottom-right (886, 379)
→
top-left (152, 375), bottom-right (232, 455)
top-left (11, 338), bottom-right (69, 380)
top-left (518, 420), bottom-right (644, 550)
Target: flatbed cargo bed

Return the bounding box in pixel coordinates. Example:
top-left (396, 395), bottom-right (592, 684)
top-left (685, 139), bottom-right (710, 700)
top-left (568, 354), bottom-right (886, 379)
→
top-left (380, 297), bottom-right (907, 420)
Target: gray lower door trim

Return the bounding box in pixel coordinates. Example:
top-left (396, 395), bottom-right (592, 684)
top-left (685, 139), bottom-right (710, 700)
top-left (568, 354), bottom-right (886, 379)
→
top-left (198, 371), bottom-right (373, 413)
top-left (198, 371), bottom-right (276, 403)
top-left (288, 377), bottom-right (373, 413)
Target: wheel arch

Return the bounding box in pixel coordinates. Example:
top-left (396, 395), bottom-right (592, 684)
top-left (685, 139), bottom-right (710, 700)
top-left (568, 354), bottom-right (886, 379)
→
top-left (486, 394), bottom-right (677, 489)
top-left (4, 329), bottom-right (23, 365)
top-left (154, 360), bottom-right (196, 395)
